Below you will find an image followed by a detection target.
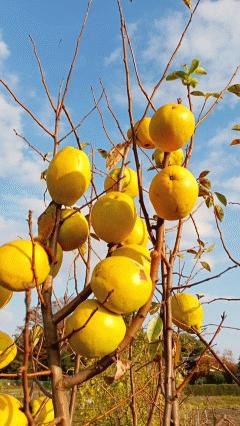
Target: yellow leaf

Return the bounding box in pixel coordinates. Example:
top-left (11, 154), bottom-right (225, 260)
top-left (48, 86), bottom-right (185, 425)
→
top-left (38, 202), bottom-right (57, 242)
top-left (106, 142), bottom-right (130, 171)
top-left (30, 324), bottom-right (43, 349)
top-left (182, 0), bottom-right (192, 9)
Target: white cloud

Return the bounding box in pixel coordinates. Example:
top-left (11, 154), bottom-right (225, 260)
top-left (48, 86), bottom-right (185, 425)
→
top-left (104, 47), bottom-right (122, 66)
top-left (177, 202), bottom-right (216, 250)
top-left (0, 215), bottom-right (26, 244)
top-left (142, 0), bottom-right (240, 92)
top-left (0, 36), bottom-right (10, 62)
top-left (0, 93), bottom-right (43, 184)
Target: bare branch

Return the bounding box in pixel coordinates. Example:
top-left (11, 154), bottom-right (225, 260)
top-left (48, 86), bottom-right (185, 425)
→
top-left (0, 79), bottom-right (54, 137)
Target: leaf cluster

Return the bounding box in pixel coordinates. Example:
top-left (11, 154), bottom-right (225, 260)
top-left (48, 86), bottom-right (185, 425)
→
top-left (166, 58), bottom-right (207, 88)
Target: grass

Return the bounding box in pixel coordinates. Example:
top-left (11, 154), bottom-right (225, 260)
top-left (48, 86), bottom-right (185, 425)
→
top-left (1, 381), bottom-right (240, 425)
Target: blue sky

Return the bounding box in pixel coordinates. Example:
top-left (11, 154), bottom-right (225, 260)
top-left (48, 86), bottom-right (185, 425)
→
top-left (0, 0), bottom-right (240, 359)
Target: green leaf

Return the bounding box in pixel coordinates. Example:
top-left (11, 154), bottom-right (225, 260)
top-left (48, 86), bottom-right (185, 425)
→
top-left (214, 192), bottom-right (227, 206)
top-left (166, 70), bottom-right (186, 81)
top-left (98, 148), bottom-right (108, 159)
top-left (187, 249), bottom-right (198, 255)
top-left (232, 124), bottom-right (240, 131)
top-left (194, 66), bottom-right (208, 75)
top-left (199, 170), bottom-right (210, 179)
top-left (150, 302), bottom-right (159, 315)
top-left (191, 91), bottom-right (206, 97)
top-left (205, 243), bottom-right (215, 253)
top-left (228, 84), bottom-right (240, 97)
top-left (147, 316), bottom-right (163, 343)
top-left (177, 252), bottom-right (185, 260)
top-left (189, 77), bottom-right (199, 88)
top-left (148, 342), bottom-right (162, 360)
top-left (182, 0), bottom-right (192, 10)
top-left (182, 76), bottom-right (199, 87)
top-left (189, 59), bottom-right (200, 74)
top-left (214, 204), bottom-right (224, 221)
top-left (200, 261), bottom-right (211, 272)
top-left (206, 92), bottom-right (221, 99)
top-left (166, 72), bottom-right (180, 81)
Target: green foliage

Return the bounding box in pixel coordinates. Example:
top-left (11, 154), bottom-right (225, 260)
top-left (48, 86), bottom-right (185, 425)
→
top-left (180, 333), bottom-right (205, 358)
top-left (206, 371), bottom-right (226, 384)
top-left (187, 384), bottom-right (240, 396)
top-left (228, 84), bottom-right (240, 97)
top-left (166, 58), bottom-right (207, 88)
top-left (146, 316), bottom-right (163, 342)
top-left (200, 261), bottom-right (211, 272)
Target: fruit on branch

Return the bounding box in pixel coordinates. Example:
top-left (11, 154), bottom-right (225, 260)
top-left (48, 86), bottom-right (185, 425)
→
top-left (91, 256), bottom-right (152, 314)
top-left (32, 396), bottom-right (54, 424)
top-left (0, 286), bottom-right (12, 309)
top-left (0, 393), bottom-right (28, 425)
top-left (149, 165), bottom-right (198, 220)
top-left (0, 240), bottom-right (50, 291)
top-left (149, 104), bottom-right (195, 152)
top-left (127, 117), bottom-right (155, 149)
top-left (36, 239), bottom-right (63, 278)
top-left (171, 293), bottom-right (204, 332)
top-left (104, 167), bottom-right (138, 198)
top-left (66, 299), bottom-right (126, 358)
top-left (111, 244), bottom-right (151, 273)
top-left (58, 209), bottom-right (89, 251)
top-left (0, 331), bottom-right (17, 369)
top-left (153, 148), bottom-right (184, 168)
top-left (46, 146), bottom-right (91, 206)
top-left (122, 216), bottom-right (149, 247)
top-left (91, 191), bottom-right (137, 243)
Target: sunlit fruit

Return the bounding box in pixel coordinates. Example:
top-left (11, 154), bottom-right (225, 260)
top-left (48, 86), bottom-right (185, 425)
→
top-left (91, 191), bottom-right (137, 243)
top-left (153, 148), bottom-right (184, 168)
top-left (0, 240), bottom-right (50, 291)
top-left (171, 293), bottom-right (204, 332)
top-left (0, 331), bottom-right (17, 370)
top-left (149, 104), bottom-right (195, 152)
top-left (149, 165), bottom-right (198, 220)
top-left (0, 394), bottom-right (28, 426)
top-left (0, 286), bottom-right (12, 309)
top-left (104, 167), bottom-right (138, 198)
top-left (122, 216), bottom-right (149, 247)
top-left (46, 146), bottom-right (91, 206)
top-left (111, 244), bottom-right (151, 273)
top-left (127, 117), bottom-right (155, 149)
top-left (32, 396), bottom-right (54, 425)
top-left (91, 256), bottom-right (152, 314)
top-left (66, 299), bottom-right (126, 358)
top-left (58, 209), bottom-right (89, 251)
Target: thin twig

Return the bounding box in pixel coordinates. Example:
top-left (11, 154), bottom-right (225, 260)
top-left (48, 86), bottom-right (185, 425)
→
top-left (0, 79), bottom-right (54, 137)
